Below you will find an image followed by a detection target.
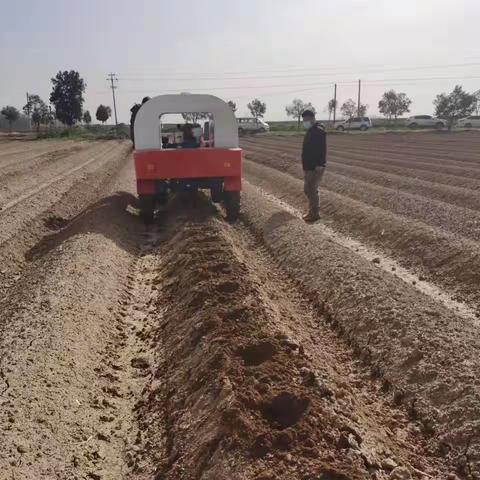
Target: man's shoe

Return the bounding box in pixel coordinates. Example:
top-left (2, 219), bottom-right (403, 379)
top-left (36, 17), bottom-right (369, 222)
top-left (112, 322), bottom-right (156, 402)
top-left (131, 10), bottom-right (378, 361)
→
top-left (303, 212), bottom-right (320, 223)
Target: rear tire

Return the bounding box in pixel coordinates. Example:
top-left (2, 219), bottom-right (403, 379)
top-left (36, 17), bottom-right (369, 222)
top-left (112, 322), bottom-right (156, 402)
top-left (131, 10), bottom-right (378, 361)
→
top-left (157, 192), bottom-right (169, 206)
top-left (211, 188), bottom-right (223, 204)
top-left (224, 191), bottom-right (240, 222)
top-left (336, 125), bottom-right (345, 131)
top-left (139, 195), bottom-right (155, 223)
top-left (360, 125), bottom-right (368, 131)
top-left (409, 123), bottom-right (418, 129)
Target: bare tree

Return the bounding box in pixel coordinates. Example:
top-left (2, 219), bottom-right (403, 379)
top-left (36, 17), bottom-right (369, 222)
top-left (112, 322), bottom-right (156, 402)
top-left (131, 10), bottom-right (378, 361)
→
top-left (327, 99), bottom-right (337, 122)
top-left (285, 99), bottom-right (316, 129)
top-left (247, 99), bottom-right (266, 120)
top-left (181, 112), bottom-right (208, 124)
top-left (341, 99), bottom-right (368, 122)
top-left (358, 103), bottom-right (368, 117)
top-left (340, 99), bottom-right (356, 120)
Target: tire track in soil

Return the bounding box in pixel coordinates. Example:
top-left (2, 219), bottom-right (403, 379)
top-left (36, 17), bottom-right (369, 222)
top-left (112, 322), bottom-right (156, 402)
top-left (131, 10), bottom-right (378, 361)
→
top-left (0, 141), bottom-right (73, 163)
top-left (243, 138), bottom-right (480, 185)
top-left (242, 143), bottom-right (480, 210)
top-left (0, 142), bottom-right (102, 205)
top-left (0, 152), bottom-right (158, 480)
top-left (131, 195), bottom-right (452, 480)
top-left (243, 148), bottom-right (480, 196)
top-left (0, 141), bottom-right (131, 299)
top-left (239, 183), bottom-right (480, 478)
top-left (244, 137), bottom-right (480, 179)
top-left (0, 143), bottom-right (119, 213)
top-left (0, 140), bottom-right (79, 173)
top-left (244, 180), bottom-right (477, 322)
top-left (243, 159), bottom-right (480, 315)
top-left (248, 133), bottom-right (480, 166)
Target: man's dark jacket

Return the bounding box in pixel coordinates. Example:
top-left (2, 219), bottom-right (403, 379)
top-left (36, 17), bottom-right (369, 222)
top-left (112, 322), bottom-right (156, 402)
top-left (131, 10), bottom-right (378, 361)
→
top-left (130, 104), bottom-right (141, 147)
top-left (302, 122), bottom-right (327, 171)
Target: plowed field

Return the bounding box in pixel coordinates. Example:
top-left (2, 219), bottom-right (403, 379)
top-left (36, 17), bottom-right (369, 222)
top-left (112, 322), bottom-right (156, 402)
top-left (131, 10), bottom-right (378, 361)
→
top-left (0, 133), bottom-right (479, 480)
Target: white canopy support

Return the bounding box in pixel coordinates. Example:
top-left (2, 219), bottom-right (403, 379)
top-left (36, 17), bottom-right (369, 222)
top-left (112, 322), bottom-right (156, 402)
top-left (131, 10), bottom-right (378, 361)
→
top-left (134, 94), bottom-right (239, 150)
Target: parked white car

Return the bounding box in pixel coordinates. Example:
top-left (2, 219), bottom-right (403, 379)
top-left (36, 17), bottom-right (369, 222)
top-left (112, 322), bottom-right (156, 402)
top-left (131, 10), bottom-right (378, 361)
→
top-left (237, 117), bottom-right (270, 134)
top-left (335, 117), bottom-right (372, 131)
top-left (456, 115), bottom-right (480, 128)
top-left (406, 115), bottom-right (445, 129)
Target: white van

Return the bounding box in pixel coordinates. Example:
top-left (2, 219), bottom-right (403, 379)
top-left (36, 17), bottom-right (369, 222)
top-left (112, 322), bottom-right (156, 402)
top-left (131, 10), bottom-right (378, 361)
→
top-left (237, 117), bottom-right (270, 134)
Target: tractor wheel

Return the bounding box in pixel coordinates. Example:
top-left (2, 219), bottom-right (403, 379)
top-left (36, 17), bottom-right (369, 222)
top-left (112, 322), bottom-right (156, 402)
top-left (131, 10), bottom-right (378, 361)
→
top-left (224, 191), bottom-right (240, 222)
top-left (211, 188), bottom-right (223, 204)
top-left (157, 192), bottom-right (169, 206)
top-left (139, 195), bottom-right (155, 223)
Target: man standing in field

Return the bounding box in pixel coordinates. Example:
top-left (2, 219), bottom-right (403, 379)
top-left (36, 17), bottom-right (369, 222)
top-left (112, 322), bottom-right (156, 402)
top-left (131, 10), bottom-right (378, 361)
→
top-left (301, 109), bottom-right (327, 223)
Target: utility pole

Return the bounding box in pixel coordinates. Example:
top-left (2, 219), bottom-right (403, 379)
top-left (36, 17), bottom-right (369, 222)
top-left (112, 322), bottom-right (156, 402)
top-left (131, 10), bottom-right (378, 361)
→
top-left (357, 79), bottom-right (361, 117)
top-left (48, 105), bottom-right (54, 129)
top-left (107, 73), bottom-right (118, 128)
top-left (26, 92), bottom-right (32, 129)
top-left (333, 83), bottom-right (337, 126)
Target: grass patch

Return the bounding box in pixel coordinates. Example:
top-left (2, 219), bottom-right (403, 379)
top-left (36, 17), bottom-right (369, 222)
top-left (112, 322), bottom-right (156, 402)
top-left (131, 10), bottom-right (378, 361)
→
top-left (36, 124), bottom-right (130, 141)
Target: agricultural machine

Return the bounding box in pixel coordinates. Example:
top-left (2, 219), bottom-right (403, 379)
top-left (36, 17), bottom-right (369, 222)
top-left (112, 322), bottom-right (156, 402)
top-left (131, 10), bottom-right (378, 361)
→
top-left (133, 94), bottom-right (242, 221)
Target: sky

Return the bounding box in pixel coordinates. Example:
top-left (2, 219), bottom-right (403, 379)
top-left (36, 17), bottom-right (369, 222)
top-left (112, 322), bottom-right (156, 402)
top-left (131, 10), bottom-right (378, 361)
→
top-left (1, 0), bottom-right (479, 123)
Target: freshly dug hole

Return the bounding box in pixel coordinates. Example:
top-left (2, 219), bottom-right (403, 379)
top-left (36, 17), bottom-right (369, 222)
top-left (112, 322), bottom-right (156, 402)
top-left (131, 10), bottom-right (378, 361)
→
top-left (261, 392), bottom-right (310, 429)
top-left (239, 341), bottom-right (276, 366)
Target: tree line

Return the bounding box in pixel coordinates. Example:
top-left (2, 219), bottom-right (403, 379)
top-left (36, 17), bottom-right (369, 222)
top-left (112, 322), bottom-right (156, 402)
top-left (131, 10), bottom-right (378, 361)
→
top-left (1, 70), bottom-right (480, 132)
top-left (0, 70), bottom-right (116, 132)
top-left (281, 87), bottom-right (480, 130)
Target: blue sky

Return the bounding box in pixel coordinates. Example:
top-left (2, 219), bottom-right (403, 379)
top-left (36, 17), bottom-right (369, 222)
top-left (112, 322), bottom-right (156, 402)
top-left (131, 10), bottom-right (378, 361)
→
top-left (1, 0), bottom-right (479, 122)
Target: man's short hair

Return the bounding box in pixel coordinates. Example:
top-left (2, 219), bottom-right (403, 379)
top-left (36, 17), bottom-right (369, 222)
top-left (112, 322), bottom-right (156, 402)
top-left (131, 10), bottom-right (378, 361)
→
top-left (142, 96), bottom-right (150, 104)
top-left (302, 109), bottom-right (315, 118)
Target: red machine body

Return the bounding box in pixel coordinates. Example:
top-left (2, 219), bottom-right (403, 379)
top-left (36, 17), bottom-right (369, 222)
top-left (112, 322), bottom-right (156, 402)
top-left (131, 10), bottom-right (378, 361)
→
top-left (134, 147), bottom-right (242, 195)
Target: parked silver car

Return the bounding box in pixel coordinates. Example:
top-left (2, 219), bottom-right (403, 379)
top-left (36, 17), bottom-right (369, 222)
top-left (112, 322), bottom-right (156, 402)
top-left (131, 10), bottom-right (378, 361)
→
top-left (456, 115), bottom-right (480, 128)
top-left (335, 117), bottom-right (372, 131)
top-left (406, 115), bottom-right (445, 129)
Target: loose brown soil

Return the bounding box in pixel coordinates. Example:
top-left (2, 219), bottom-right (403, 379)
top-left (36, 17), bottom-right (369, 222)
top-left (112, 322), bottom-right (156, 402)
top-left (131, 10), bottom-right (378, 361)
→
top-left (0, 134), bottom-right (479, 479)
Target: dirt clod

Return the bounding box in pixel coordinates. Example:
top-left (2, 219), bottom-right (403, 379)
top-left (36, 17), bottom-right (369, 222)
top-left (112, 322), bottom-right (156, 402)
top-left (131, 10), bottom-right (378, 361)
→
top-left (389, 466), bottom-right (412, 479)
top-left (131, 356), bottom-right (150, 369)
top-left (382, 458), bottom-right (399, 471)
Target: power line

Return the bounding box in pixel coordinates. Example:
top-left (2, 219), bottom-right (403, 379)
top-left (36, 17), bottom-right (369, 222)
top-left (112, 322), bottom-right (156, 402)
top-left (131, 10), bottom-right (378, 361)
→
top-left (116, 62), bottom-right (480, 82)
top-left (95, 74), bottom-right (480, 96)
top-left (107, 73), bottom-right (119, 127)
